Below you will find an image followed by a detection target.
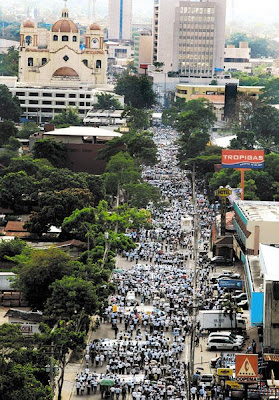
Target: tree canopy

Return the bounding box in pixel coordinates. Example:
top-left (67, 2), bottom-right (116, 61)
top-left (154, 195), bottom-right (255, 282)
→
top-left (95, 93), bottom-right (123, 109)
top-left (50, 107), bottom-right (81, 127)
top-left (0, 47), bottom-right (19, 76)
top-left (115, 75), bottom-right (156, 108)
top-left (0, 84), bottom-right (21, 122)
top-left (32, 139), bottom-right (68, 168)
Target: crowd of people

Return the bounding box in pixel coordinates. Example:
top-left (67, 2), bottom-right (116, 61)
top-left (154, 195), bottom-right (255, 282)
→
top-left (74, 127), bottom-right (220, 399)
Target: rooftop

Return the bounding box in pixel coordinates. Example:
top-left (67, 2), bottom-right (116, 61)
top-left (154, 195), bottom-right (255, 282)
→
top-left (234, 200), bottom-right (279, 222)
top-left (260, 244), bottom-right (279, 281)
top-left (44, 126), bottom-right (122, 138)
top-left (4, 309), bottom-right (43, 323)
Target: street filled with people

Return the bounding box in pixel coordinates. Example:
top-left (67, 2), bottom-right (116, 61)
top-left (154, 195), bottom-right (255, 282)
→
top-left (73, 127), bottom-right (246, 399)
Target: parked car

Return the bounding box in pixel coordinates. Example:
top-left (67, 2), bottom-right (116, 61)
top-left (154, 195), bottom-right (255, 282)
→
top-left (232, 293), bottom-right (247, 303)
top-left (210, 256), bottom-right (233, 265)
top-left (206, 336), bottom-right (242, 351)
top-left (208, 331), bottom-right (245, 344)
top-left (238, 299), bottom-right (249, 310)
top-left (198, 374), bottom-right (215, 388)
top-left (126, 291), bottom-right (137, 305)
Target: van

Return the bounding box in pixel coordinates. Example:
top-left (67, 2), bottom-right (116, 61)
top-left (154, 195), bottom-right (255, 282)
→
top-left (208, 331), bottom-right (244, 344)
top-left (207, 336), bottom-right (242, 351)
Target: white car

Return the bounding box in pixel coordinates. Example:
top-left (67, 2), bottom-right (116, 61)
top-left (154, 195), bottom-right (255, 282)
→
top-left (208, 331), bottom-right (244, 344)
top-left (198, 374), bottom-right (215, 388)
top-left (207, 336), bottom-right (242, 351)
top-left (126, 291), bottom-right (136, 305)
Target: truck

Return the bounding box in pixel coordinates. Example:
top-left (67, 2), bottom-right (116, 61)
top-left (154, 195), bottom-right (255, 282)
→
top-left (198, 310), bottom-right (246, 331)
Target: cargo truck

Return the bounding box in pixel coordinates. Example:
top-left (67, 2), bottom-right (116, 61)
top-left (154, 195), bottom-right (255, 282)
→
top-left (198, 310), bottom-right (246, 331)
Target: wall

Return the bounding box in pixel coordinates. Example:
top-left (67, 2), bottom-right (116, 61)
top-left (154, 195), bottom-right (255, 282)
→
top-left (65, 143), bottom-right (107, 174)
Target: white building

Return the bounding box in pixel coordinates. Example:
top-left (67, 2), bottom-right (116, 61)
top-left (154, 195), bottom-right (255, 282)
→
top-left (19, 7), bottom-right (107, 87)
top-left (108, 0), bottom-right (132, 41)
top-left (153, 0), bottom-right (226, 78)
top-left (224, 42), bottom-right (251, 73)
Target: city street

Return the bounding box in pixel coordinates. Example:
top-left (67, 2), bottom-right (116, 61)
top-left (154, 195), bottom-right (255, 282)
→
top-left (58, 126), bottom-right (254, 400)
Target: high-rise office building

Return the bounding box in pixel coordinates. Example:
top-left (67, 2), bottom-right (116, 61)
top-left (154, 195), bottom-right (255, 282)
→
top-left (153, 0), bottom-right (226, 78)
top-left (108, 0), bottom-right (132, 41)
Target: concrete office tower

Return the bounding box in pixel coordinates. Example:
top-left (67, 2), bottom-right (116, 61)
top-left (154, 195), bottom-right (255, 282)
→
top-left (108, 0), bottom-right (132, 41)
top-left (153, 0), bottom-right (226, 78)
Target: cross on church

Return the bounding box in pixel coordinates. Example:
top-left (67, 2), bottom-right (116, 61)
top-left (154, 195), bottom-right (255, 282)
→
top-left (63, 0), bottom-right (68, 7)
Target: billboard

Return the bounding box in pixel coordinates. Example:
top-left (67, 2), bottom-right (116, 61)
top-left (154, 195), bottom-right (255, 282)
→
top-left (222, 150), bottom-right (264, 169)
top-left (218, 279), bottom-right (243, 289)
top-left (235, 354), bottom-right (258, 379)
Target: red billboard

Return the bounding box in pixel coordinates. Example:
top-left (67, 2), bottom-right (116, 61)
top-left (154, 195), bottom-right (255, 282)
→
top-left (222, 150), bottom-right (264, 169)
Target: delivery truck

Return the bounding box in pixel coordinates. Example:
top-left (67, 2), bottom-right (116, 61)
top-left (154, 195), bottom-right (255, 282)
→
top-left (198, 310), bottom-right (246, 331)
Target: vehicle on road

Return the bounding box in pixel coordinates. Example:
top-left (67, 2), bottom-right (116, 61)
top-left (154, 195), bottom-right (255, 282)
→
top-left (206, 336), bottom-right (242, 351)
top-left (210, 256), bottom-right (233, 265)
top-left (198, 374), bottom-right (215, 388)
top-left (208, 331), bottom-right (245, 344)
top-left (233, 293), bottom-right (247, 303)
top-left (198, 310), bottom-right (246, 331)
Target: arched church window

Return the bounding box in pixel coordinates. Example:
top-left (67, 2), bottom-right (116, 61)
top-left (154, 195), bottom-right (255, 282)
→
top-left (25, 35), bottom-right (32, 46)
top-left (62, 35), bottom-right (69, 42)
top-left (28, 58), bottom-right (33, 67)
top-left (82, 59), bottom-right (88, 67)
top-left (73, 36), bottom-right (77, 42)
top-left (53, 35), bottom-right (58, 41)
top-left (42, 58), bottom-right (47, 65)
top-left (96, 60), bottom-right (102, 69)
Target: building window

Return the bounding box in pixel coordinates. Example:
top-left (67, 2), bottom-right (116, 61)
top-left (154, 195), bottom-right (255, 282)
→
top-left (80, 94), bottom-right (85, 98)
top-left (29, 92), bottom-right (39, 97)
top-left (62, 36), bottom-right (69, 42)
top-left (79, 102), bottom-right (85, 106)
top-left (82, 59), bottom-right (88, 67)
top-left (86, 102), bottom-right (90, 106)
top-left (69, 94), bottom-right (76, 98)
top-left (96, 60), bottom-right (102, 69)
top-left (43, 93), bottom-right (52, 97)
top-left (86, 94), bottom-right (90, 99)
top-left (42, 58), bottom-right (47, 65)
top-left (73, 36), bottom-right (77, 42)
top-left (63, 55), bottom-right (69, 62)
top-left (16, 92), bottom-right (25, 96)
top-left (56, 93), bottom-right (65, 98)
top-left (25, 35), bottom-right (32, 46)
top-left (56, 101), bottom-right (65, 106)
top-left (28, 58), bottom-right (33, 66)
top-left (53, 35), bottom-right (58, 41)
top-left (42, 101), bottom-right (52, 105)
top-left (69, 102), bottom-right (76, 106)
top-left (29, 100), bottom-right (39, 105)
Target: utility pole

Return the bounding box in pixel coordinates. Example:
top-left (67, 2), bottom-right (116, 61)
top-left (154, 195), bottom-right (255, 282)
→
top-left (188, 164), bottom-right (200, 395)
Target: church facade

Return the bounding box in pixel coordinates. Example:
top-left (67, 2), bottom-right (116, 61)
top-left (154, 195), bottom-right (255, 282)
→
top-left (19, 7), bottom-right (107, 87)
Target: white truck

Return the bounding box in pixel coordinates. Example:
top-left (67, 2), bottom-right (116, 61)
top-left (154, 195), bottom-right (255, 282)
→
top-left (198, 310), bottom-right (246, 331)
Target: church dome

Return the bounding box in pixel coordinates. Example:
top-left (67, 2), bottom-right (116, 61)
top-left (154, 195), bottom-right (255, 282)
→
top-left (23, 20), bottom-right (35, 28)
top-left (52, 19), bottom-right (78, 33)
top-left (53, 67), bottom-right (79, 77)
top-left (89, 23), bottom-right (101, 31)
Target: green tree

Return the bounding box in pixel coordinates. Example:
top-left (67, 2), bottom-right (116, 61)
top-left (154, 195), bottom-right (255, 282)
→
top-left (44, 276), bottom-right (99, 322)
top-left (0, 120), bottom-right (18, 146)
top-left (95, 93), bottom-right (123, 109)
top-left (122, 106), bottom-right (150, 130)
top-left (260, 77), bottom-right (279, 104)
top-left (0, 47), bottom-right (19, 76)
top-left (32, 139), bottom-right (67, 168)
top-left (62, 207), bottom-right (96, 240)
top-left (25, 188), bottom-right (94, 235)
top-left (17, 122), bottom-right (39, 139)
top-left (115, 75), bottom-right (156, 108)
top-left (0, 171), bottom-right (35, 211)
top-left (124, 182), bottom-right (161, 208)
top-left (176, 99), bottom-right (216, 163)
top-left (50, 107), bottom-right (81, 127)
top-left (15, 248), bottom-right (73, 310)
top-left (0, 238), bottom-right (27, 262)
top-left (0, 84), bottom-right (21, 121)
top-left (39, 321), bottom-right (86, 400)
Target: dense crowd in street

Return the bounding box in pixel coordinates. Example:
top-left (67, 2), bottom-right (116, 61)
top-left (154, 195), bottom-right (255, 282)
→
top-left (74, 126), bottom-right (220, 399)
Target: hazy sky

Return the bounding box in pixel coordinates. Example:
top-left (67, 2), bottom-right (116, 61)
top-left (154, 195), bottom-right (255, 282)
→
top-left (5, 0), bottom-right (279, 23)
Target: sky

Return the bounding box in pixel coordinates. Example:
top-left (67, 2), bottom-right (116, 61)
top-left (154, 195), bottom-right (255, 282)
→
top-left (4, 0), bottom-right (279, 24)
